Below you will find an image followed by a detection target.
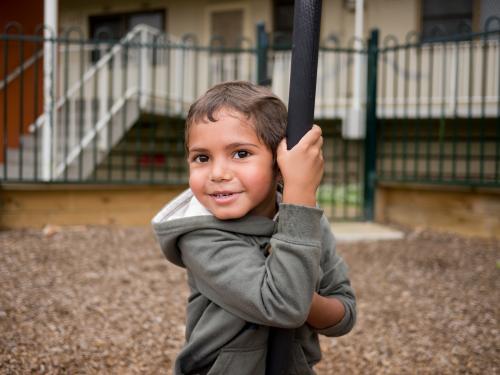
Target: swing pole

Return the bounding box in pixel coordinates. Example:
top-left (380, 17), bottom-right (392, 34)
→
top-left (266, 1), bottom-right (323, 374)
top-left (286, 0), bottom-right (323, 149)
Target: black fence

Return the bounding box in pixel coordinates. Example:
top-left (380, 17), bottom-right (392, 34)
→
top-left (1, 18), bottom-right (499, 221)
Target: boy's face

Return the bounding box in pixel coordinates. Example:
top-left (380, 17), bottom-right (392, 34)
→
top-left (187, 109), bottom-right (278, 220)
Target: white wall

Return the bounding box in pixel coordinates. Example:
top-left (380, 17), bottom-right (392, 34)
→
top-left (59, 0), bottom-right (421, 45)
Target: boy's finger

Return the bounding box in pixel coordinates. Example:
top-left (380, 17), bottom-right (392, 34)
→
top-left (309, 125), bottom-right (322, 141)
top-left (296, 125), bottom-right (321, 147)
top-left (312, 124), bottom-right (322, 134)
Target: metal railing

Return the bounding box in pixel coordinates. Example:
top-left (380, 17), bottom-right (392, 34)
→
top-left (1, 20), bottom-right (499, 222)
top-left (373, 23), bottom-right (500, 187)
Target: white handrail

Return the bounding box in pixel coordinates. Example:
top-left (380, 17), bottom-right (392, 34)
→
top-left (0, 50), bottom-right (43, 91)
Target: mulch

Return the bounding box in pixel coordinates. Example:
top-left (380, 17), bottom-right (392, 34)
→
top-left (1, 225), bottom-right (498, 374)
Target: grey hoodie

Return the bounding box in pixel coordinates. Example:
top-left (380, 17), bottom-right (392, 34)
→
top-left (152, 189), bottom-right (356, 374)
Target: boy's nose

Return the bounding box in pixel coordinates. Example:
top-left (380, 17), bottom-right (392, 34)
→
top-left (209, 160), bottom-right (232, 182)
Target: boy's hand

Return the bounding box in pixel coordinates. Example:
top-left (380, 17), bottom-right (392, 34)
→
top-left (277, 124), bottom-right (324, 207)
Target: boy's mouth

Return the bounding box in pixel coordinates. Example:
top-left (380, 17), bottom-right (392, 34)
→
top-left (209, 191), bottom-right (241, 202)
top-left (212, 193), bottom-right (232, 198)
top-left (210, 191), bottom-right (237, 197)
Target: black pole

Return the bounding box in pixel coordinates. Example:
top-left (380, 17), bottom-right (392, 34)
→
top-left (266, 1), bottom-right (322, 374)
top-left (363, 29), bottom-right (379, 220)
top-left (286, 0), bottom-right (323, 149)
top-left (256, 22), bottom-right (270, 86)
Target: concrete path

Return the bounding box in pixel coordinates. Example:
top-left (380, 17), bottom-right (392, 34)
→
top-left (332, 222), bottom-right (405, 243)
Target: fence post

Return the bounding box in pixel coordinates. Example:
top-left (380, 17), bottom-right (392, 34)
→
top-left (42, 1), bottom-right (58, 181)
top-left (256, 22), bottom-right (269, 85)
top-left (363, 29), bottom-right (379, 220)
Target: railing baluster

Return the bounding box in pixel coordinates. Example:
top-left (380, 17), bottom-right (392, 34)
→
top-left (466, 38), bottom-right (474, 181)
top-left (121, 43), bottom-right (129, 182)
top-left (107, 48), bottom-right (114, 182)
top-left (2, 30), bottom-right (10, 179)
top-left (33, 30), bottom-right (43, 181)
top-left (78, 32), bottom-right (84, 181)
top-left (403, 40), bottom-right (410, 179)
top-left (426, 42), bottom-right (434, 180)
top-left (452, 40), bottom-right (460, 180)
top-left (439, 42), bottom-right (447, 181)
top-left (414, 36), bottom-right (422, 180)
top-left (391, 45), bottom-right (399, 179)
top-left (18, 30), bottom-right (25, 180)
top-left (63, 32), bottom-right (70, 181)
top-left (92, 43), bottom-right (99, 181)
top-left (479, 34), bottom-right (488, 183)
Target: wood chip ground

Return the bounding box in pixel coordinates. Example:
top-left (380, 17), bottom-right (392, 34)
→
top-left (1, 226), bottom-right (498, 374)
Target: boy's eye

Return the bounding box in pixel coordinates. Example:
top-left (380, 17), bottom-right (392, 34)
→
top-left (193, 154), bottom-right (209, 163)
top-left (233, 150), bottom-right (250, 159)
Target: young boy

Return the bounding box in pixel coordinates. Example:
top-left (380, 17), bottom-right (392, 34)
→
top-left (152, 81), bottom-right (356, 374)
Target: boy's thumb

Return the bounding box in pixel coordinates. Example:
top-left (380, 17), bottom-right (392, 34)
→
top-left (277, 138), bottom-right (289, 155)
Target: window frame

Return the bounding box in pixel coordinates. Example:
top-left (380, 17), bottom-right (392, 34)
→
top-left (89, 9), bottom-right (166, 41)
top-left (420, 0), bottom-right (475, 42)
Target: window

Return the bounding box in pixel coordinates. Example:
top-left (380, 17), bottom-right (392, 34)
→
top-left (421, 0), bottom-right (473, 40)
top-left (273, 0), bottom-right (294, 47)
top-left (89, 15), bottom-right (123, 40)
top-left (89, 10), bottom-right (165, 60)
top-left (89, 10), bottom-right (165, 40)
top-left (210, 9), bottom-right (243, 47)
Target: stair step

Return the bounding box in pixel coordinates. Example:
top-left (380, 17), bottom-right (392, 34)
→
top-left (0, 163), bottom-right (44, 180)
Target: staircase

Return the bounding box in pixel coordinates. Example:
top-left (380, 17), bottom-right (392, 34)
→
top-left (0, 24), bottom-right (193, 182)
top-left (1, 96), bottom-right (140, 181)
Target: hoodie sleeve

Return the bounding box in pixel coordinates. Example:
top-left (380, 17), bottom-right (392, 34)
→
top-left (178, 204), bottom-right (323, 328)
top-left (313, 216), bottom-right (357, 337)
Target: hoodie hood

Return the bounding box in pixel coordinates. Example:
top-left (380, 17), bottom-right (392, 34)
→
top-left (152, 189), bottom-right (212, 223)
top-left (152, 189), bottom-right (276, 267)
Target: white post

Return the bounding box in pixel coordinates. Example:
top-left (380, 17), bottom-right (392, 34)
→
top-left (343, 0), bottom-right (366, 139)
top-left (139, 27), bottom-right (149, 109)
top-left (42, 0), bottom-right (57, 180)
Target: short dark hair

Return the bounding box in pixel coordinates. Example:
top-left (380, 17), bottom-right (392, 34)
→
top-left (185, 81), bottom-right (287, 159)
